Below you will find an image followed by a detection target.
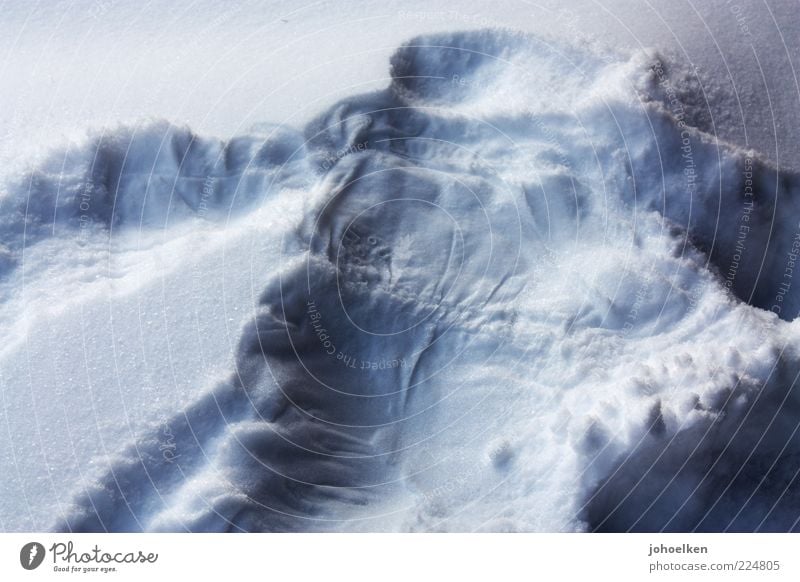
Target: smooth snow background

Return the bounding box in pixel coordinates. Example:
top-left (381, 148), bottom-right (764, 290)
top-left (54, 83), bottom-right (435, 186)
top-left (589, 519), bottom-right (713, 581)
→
top-left (2, 0), bottom-right (799, 170)
top-left (1, 0), bottom-right (800, 532)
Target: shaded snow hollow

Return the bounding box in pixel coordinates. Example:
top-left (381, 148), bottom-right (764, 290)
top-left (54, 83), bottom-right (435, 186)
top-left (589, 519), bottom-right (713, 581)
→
top-left (5, 30), bottom-right (800, 532)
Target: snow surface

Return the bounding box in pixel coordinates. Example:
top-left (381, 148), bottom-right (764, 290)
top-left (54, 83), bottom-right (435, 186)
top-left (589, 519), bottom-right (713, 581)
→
top-left (3, 3), bottom-right (800, 533)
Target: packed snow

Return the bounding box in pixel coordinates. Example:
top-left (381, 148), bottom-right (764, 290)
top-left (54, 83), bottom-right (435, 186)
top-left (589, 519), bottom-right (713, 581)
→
top-left (3, 6), bottom-right (800, 533)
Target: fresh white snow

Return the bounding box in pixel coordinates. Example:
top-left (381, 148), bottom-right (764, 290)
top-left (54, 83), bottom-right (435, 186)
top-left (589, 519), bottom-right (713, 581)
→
top-left (2, 2), bottom-right (800, 533)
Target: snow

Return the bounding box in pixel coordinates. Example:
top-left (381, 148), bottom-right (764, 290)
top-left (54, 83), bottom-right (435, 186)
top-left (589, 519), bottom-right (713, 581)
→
top-left (2, 2), bottom-right (800, 532)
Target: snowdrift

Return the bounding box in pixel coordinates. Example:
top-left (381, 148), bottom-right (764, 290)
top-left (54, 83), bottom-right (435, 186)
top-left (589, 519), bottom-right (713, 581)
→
top-left (5, 30), bottom-right (800, 532)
